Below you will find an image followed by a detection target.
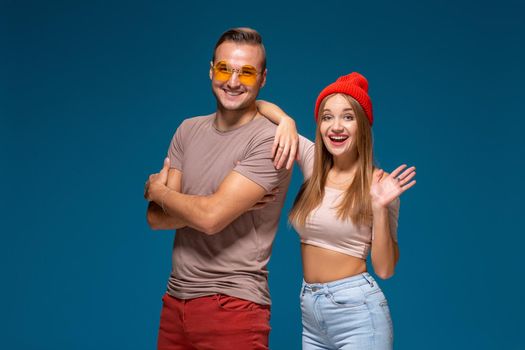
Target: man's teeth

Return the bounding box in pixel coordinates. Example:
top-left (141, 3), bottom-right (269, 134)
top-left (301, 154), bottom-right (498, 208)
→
top-left (225, 90), bottom-right (242, 96)
top-left (329, 136), bottom-right (348, 141)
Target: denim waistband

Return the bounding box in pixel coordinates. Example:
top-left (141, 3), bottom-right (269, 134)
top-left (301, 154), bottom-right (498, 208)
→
top-left (301, 272), bottom-right (376, 294)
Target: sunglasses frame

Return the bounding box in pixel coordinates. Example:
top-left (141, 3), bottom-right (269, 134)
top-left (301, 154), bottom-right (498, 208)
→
top-left (211, 60), bottom-right (262, 86)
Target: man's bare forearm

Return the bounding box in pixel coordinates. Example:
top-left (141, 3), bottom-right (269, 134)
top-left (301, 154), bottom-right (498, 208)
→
top-left (146, 201), bottom-right (188, 230)
top-left (157, 190), bottom-right (226, 235)
top-left (148, 171), bottom-right (266, 235)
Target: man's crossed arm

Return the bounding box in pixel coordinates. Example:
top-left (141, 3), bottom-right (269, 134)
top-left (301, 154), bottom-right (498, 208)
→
top-left (145, 158), bottom-right (277, 235)
top-left (146, 163), bottom-right (187, 230)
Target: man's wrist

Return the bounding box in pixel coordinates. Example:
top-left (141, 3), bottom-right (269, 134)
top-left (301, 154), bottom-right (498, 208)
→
top-left (160, 188), bottom-right (172, 214)
top-left (151, 183), bottom-right (169, 203)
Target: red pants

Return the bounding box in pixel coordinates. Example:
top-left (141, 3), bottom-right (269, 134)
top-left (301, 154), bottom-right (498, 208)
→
top-left (157, 293), bottom-right (271, 350)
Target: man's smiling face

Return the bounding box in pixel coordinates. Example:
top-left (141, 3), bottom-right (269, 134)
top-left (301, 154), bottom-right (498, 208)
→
top-left (210, 41), bottom-right (266, 112)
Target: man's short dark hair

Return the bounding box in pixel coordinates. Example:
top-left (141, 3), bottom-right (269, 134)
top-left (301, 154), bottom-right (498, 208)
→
top-left (212, 27), bottom-right (266, 70)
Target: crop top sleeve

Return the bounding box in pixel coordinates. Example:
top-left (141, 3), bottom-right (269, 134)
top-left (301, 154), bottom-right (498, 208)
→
top-left (297, 135), bottom-right (314, 180)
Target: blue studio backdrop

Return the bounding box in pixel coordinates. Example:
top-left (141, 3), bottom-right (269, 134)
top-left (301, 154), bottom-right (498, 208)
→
top-left (3, 0), bottom-right (524, 349)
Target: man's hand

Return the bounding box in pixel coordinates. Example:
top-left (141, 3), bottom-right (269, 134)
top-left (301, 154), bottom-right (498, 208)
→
top-left (249, 187), bottom-right (279, 211)
top-left (144, 157), bottom-right (171, 203)
top-left (145, 161), bottom-right (188, 230)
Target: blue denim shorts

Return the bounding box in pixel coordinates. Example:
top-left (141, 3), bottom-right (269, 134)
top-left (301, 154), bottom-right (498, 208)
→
top-left (300, 272), bottom-right (393, 350)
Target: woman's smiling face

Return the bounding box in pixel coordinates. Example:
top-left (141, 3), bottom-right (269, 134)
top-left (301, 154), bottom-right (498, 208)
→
top-left (319, 94), bottom-right (359, 160)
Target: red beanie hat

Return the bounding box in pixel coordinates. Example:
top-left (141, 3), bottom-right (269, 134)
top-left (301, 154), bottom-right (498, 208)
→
top-left (314, 72), bottom-right (373, 125)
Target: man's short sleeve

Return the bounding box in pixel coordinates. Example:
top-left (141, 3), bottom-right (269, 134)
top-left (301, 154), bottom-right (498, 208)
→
top-left (167, 121), bottom-right (186, 171)
top-left (233, 130), bottom-right (289, 192)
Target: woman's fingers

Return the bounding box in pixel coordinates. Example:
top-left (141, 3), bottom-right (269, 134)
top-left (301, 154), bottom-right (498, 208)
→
top-left (273, 142), bottom-right (285, 167)
top-left (398, 170), bottom-right (416, 186)
top-left (271, 136), bottom-right (281, 158)
top-left (277, 142), bottom-right (291, 169)
top-left (285, 137), bottom-right (298, 170)
top-left (273, 143), bottom-right (284, 166)
top-left (389, 164), bottom-right (407, 179)
top-left (272, 134), bottom-right (299, 169)
top-left (402, 180), bottom-right (417, 191)
top-left (396, 166), bottom-right (416, 180)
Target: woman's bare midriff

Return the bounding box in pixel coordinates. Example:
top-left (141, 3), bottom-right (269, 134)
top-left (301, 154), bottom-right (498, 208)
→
top-left (301, 243), bottom-right (367, 283)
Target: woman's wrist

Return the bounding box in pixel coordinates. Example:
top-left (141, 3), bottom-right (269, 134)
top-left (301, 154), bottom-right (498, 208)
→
top-left (281, 115), bottom-right (296, 126)
top-left (371, 201), bottom-right (389, 213)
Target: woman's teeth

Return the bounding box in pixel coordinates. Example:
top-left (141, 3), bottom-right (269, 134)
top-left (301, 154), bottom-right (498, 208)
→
top-left (329, 135), bottom-right (348, 142)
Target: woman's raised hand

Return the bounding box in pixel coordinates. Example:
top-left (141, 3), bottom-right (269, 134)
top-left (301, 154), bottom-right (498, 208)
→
top-left (370, 164), bottom-right (416, 209)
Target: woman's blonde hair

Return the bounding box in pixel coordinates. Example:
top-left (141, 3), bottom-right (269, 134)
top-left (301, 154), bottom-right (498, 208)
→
top-left (289, 93), bottom-right (375, 227)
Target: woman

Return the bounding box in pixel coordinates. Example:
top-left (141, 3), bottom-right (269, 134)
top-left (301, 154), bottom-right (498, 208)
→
top-left (258, 72), bottom-right (416, 349)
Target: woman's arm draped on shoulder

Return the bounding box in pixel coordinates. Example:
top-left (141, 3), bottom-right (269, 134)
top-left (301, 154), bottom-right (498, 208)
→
top-left (256, 100), bottom-right (288, 125)
top-left (256, 100), bottom-right (298, 170)
top-left (256, 100), bottom-right (315, 179)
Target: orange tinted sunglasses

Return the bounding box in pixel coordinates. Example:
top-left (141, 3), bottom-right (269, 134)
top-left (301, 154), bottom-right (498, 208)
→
top-left (212, 61), bottom-right (261, 86)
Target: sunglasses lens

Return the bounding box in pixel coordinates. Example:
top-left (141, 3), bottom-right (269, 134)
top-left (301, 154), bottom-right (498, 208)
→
top-left (213, 61), bottom-right (258, 85)
top-left (214, 62), bottom-right (232, 81)
top-left (238, 66), bottom-right (258, 85)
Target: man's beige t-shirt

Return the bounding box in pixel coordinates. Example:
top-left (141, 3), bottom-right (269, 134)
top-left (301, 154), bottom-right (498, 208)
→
top-left (166, 114), bottom-right (291, 305)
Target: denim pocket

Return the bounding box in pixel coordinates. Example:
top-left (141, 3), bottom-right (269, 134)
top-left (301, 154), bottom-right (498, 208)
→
top-left (328, 288), bottom-right (366, 308)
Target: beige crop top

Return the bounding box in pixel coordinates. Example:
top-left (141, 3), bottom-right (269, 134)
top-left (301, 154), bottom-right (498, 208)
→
top-left (292, 136), bottom-right (399, 259)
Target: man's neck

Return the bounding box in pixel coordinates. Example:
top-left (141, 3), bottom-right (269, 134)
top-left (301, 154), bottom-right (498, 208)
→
top-left (214, 105), bottom-right (258, 132)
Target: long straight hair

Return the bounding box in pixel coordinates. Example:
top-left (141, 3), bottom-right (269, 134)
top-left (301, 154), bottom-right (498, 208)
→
top-left (289, 93), bottom-right (375, 227)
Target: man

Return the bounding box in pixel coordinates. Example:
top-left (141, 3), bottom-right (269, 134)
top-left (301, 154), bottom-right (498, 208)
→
top-left (144, 28), bottom-right (292, 350)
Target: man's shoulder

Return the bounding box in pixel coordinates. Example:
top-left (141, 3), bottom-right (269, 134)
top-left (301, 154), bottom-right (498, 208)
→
top-left (180, 114), bottom-right (214, 128)
top-left (173, 114), bottom-right (214, 137)
top-left (250, 117), bottom-right (278, 138)
top-left (254, 116), bottom-right (277, 130)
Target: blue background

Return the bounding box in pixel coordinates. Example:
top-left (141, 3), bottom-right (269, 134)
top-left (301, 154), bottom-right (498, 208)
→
top-left (3, 0), bottom-right (524, 349)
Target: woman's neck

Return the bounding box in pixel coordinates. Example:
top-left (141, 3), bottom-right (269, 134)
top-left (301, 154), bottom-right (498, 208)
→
top-left (331, 151), bottom-right (358, 174)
